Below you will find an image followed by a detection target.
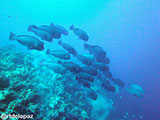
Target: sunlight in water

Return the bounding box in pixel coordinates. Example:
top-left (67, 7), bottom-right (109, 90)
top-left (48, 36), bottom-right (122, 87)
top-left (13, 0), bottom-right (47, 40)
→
top-left (16, 0), bottom-right (109, 23)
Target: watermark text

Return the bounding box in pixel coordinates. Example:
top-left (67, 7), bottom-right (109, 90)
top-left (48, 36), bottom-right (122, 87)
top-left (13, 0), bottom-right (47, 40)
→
top-left (1, 114), bottom-right (34, 120)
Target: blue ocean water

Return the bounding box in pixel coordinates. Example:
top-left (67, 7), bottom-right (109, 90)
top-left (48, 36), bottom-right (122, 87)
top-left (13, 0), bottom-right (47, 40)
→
top-left (0, 0), bottom-right (160, 120)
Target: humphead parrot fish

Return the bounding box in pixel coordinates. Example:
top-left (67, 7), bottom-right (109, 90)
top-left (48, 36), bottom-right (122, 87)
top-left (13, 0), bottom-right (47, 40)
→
top-left (9, 32), bottom-right (44, 51)
top-left (81, 66), bottom-right (98, 76)
top-left (58, 40), bottom-right (78, 56)
top-left (126, 83), bottom-right (144, 97)
top-left (76, 72), bottom-right (94, 82)
top-left (28, 25), bottom-right (53, 42)
top-left (46, 49), bottom-right (70, 60)
top-left (39, 25), bottom-right (61, 39)
top-left (70, 25), bottom-right (89, 41)
top-left (76, 53), bottom-right (95, 66)
top-left (50, 23), bottom-right (68, 36)
top-left (84, 43), bottom-right (106, 58)
top-left (58, 61), bottom-right (81, 74)
top-left (92, 62), bottom-right (109, 72)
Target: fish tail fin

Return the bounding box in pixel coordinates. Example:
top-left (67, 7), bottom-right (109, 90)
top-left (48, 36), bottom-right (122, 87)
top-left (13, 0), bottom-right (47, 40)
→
top-left (58, 40), bottom-right (62, 45)
top-left (46, 49), bottom-right (50, 54)
top-left (69, 25), bottom-right (74, 30)
top-left (30, 25), bottom-right (39, 30)
top-left (32, 25), bottom-right (38, 29)
top-left (28, 25), bottom-right (33, 31)
top-left (9, 32), bottom-right (16, 41)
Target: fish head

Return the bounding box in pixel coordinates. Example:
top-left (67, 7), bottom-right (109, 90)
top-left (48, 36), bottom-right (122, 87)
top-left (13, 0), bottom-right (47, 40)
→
top-left (35, 42), bottom-right (44, 51)
top-left (104, 66), bottom-right (109, 71)
top-left (80, 35), bottom-right (89, 41)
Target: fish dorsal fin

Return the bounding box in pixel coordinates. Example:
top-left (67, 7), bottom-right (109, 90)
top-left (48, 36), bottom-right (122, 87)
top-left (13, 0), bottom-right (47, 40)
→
top-left (50, 23), bottom-right (54, 27)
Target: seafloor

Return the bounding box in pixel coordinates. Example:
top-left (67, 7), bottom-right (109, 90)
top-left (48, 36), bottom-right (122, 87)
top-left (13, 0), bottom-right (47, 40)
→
top-left (0, 45), bottom-right (113, 120)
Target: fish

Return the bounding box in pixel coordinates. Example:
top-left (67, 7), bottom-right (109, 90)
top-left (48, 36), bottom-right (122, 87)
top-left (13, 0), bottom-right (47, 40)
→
top-left (76, 73), bottom-right (94, 82)
top-left (58, 40), bottom-right (78, 56)
top-left (41, 62), bottom-right (66, 74)
top-left (28, 25), bottom-right (53, 42)
top-left (39, 25), bottom-right (61, 39)
top-left (81, 82), bottom-right (91, 88)
top-left (96, 56), bottom-right (110, 64)
top-left (70, 25), bottom-right (89, 41)
top-left (81, 66), bottom-right (98, 76)
top-left (76, 78), bottom-right (91, 88)
top-left (9, 32), bottom-right (44, 51)
top-left (96, 72), bottom-right (103, 79)
top-left (111, 78), bottom-right (125, 88)
top-left (126, 84), bottom-right (144, 97)
top-left (101, 80), bottom-right (116, 92)
top-left (87, 89), bottom-right (98, 100)
top-left (83, 43), bottom-right (106, 58)
top-left (82, 54), bottom-right (95, 60)
top-left (46, 49), bottom-right (70, 60)
top-left (76, 54), bottom-right (95, 66)
top-left (102, 71), bottom-right (113, 79)
top-left (58, 61), bottom-right (81, 74)
top-left (92, 62), bottom-right (109, 72)
top-left (50, 23), bottom-right (68, 36)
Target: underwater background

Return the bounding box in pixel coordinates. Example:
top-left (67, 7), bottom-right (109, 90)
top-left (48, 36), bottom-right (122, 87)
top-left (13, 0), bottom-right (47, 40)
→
top-left (0, 0), bottom-right (160, 120)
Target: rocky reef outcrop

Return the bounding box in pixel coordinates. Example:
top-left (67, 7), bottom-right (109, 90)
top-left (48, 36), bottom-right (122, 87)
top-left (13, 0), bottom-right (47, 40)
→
top-left (0, 45), bottom-right (113, 120)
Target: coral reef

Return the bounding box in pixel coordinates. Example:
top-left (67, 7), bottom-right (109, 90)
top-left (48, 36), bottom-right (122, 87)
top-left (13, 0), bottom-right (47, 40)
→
top-left (0, 45), bottom-right (113, 120)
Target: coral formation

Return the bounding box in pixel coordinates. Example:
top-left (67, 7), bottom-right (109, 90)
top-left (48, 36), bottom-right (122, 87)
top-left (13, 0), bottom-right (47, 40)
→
top-left (0, 45), bottom-right (113, 119)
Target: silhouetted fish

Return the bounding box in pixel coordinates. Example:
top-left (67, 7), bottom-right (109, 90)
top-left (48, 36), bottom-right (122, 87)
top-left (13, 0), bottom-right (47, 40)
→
top-left (76, 54), bottom-right (95, 66)
top-left (76, 78), bottom-right (91, 88)
top-left (28, 25), bottom-right (53, 42)
top-left (126, 84), bottom-right (144, 97)
top-left (9, 32), bottom-right (44, 51)
top-left (76, 73), bottom-right (94, 82)
top-left (81, 66), bottom-right (98, 76)
top-left (96, 56), bottom-right (110, 64)
top-left (84, 43), bottom-right (106, 58)
top-left (58, 61), bottom-right (81, 74)
top-left (39, 25), bottom-right (61, 39)
top-left (87, 89), bottom-right (98, 100)
top-left (101, 80), bottom-right (116, 92)
top-left (50, 23), bottom-right (68, 36)
top-left (92, 62), bottom-right (109, 72)
top-left (70, 25), bottom-right (89, 41)
top-left (102, 71), bottom-right (113, 79)
top-left (58, 40), bottom-right (78, 56)
top-left (41, 62), bottom-right (66, 74)
top-left (46, 49), bottom-right (70, 60)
